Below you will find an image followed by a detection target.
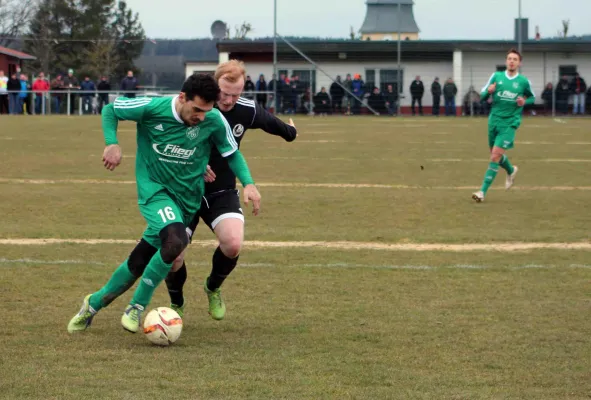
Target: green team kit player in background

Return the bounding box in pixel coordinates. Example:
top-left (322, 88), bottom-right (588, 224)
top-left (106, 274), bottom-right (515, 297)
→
top-left (67, 74), bottom-right (261, 334)
top-left (472, 48), bottom-right (535, 202)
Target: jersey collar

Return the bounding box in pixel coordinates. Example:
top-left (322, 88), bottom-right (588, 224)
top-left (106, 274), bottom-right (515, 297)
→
top-left (171, 95), bottom-right (183, 124)
top-left (505, 71), bottom-right (519, 80)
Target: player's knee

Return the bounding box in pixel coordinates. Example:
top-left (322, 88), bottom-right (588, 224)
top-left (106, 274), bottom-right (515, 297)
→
top-left (219, 233), bottom-right (242, 259)
top-left (490, 151), bottom-right (503, 163)
top-left (171, 252), bottom-right (185, 272)
top-left (159, 223), bottom-right (189, 264)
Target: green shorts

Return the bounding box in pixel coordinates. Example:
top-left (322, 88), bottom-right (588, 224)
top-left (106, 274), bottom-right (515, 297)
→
top-left (139, 191), bottom-right (190, 248)
top-left (488, 119), bottom-right (517, 150)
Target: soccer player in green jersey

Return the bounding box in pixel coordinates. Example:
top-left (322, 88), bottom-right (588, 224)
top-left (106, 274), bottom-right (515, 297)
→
top-left (67, 74), bottom-right (261, 334)
top-left (472, 48), bottom-right (535, 202)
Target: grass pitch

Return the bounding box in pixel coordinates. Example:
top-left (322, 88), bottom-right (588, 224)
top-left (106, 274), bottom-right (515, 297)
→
top-left (1, 115), bottom-right (590, 399)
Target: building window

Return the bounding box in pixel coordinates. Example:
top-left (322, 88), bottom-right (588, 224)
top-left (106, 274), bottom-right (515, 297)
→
top-left (292, 69), bottom-right (316, 93)
top-left (496, 65), bottom-right (507, 72)
top-left (379, 69), bottom-right (403, 93)
top-left (559, 65), bottom-right (577, 78)
top-left (365, 69), bottom-right (376, 91)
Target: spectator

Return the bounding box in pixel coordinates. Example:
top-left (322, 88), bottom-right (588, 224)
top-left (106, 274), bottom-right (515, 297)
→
top-left (330, 75), bottom-right (345, 114)
top-left (343, 73), bottom-right (353, 114)
top-left (267, 74), bottom-right (277, 111)
top-left (443, 77), bottom-right (457, 116)
top-left (541, 83), bottom-right (553, 114)
top-left (463, 86), bottom-right (481, 116)
top-left (555, 75), bottom-right (570, 115)
top-left (50, 74), bottom-right (64, 114)
top-left (351, 73), bottom-right (365, 114)
top-left (19, 74), bottom-right (31, 115)
top-left (570, 72), bottom-right (587, 115)
top-left (255, 74), bottom-right (267, 109)
top-left (97, 76), bottom-right (111, 114)
top-left (313, 87), bottom-right (330, 116)
top-left (384, 84), bottom-right (398, 116)
top-left (409, 75), bottom-right (424, 116)
top-left (367, 86), bottom-right (387, 115)
top-left (0, 70), bottom-right (7, 114)
top-left (80, 76), bottom-right (96, 114)
top-left (243, 75), bottom-right (255, 100)
top-left (32, 72), bottom-right (50, 114)
top-left (120, 70), bottom-right (138, 98)
top-left (587, 85), bottom-right (591, 114)
top-left (282, 76), bottom-right (294, 114)
top-left (431, 77), bottom-right (441, 116)
top-left (63, 69), bottom-right (80, 114)
top-left (7, 72), bottom-right (20, 114)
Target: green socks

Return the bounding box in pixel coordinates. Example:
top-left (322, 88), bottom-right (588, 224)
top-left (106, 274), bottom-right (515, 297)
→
top-left (480, 161), bottom-right (499, 194)
top-left (499, 154), bottom-right (514, 175)
top-left (130, 250), bottom-right (172, 308)
top-left (89, 260), bottom-right (137, 311)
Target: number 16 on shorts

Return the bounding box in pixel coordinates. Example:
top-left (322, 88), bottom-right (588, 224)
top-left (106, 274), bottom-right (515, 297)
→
top-left (157, 206), bottom-right (177, 223)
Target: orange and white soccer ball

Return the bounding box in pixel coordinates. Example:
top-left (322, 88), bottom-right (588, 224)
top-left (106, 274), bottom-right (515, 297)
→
top-left (143, 307), bottom-right (183, 346)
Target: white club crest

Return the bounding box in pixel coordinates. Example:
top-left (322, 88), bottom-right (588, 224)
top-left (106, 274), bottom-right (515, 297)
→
top-left (513, 82), bottom-right (519, 89)
top-left (233, 124), bottom-right (245, 137)
top-left (186, 126), bottom-right (200, 140)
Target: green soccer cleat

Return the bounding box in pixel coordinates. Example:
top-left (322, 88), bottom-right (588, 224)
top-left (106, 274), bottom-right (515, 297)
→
top-left (170, 303), bottom-right (185, 319)
top-left (121, 304), bottom-right (144, 333)
top-left (67, 294), bottom-right (96, 333)
top-left (204, 279), bottom-right (226, 320)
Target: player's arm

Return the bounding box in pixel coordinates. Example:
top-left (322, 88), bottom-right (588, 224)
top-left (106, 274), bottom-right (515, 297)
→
top-left (523, 79), bottom-right (536, 105)
top-left (251, 101), bottom-right (297, 142)
top-left (480, 73), bottom-right (496, 101)
top-left (212, 113), bottom-right (261, 215)
top-left (102, 97), bottom-right (153, 170)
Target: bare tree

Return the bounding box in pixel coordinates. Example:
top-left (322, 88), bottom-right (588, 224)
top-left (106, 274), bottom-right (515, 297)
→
top-left (0, 0), bottom-right (37, 47)
top-left (83, 38), bottom-right (119, 79)
top-left (233, 22), bottom-right (252, 40)
top-left (562, 19), bottom-right (570, 38)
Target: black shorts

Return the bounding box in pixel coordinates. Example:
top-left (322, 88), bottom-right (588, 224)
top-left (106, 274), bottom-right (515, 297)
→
top-left (186, 190), bottom-right (244, 239)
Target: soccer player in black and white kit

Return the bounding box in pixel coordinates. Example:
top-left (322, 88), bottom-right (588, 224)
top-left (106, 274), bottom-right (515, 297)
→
top-left (127, 60), bottom-right (297, 320)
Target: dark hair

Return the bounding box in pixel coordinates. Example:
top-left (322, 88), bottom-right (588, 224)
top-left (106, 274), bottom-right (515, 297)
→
top-left (181, 74), bottom-right (220, 103)
top-left (507, 48), bottom-right (522, 61)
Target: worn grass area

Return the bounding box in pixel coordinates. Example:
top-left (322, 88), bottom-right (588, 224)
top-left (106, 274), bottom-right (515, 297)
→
top-left (1, 115), bottom-right (591, 399)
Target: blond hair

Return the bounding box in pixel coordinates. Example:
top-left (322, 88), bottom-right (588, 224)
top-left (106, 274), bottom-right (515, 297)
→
top-left (215, 60), bottom-right (246, 83)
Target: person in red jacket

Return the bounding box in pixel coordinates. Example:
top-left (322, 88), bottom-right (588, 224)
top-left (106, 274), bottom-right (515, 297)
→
top-left (32, 72), bottom-right (50, 114)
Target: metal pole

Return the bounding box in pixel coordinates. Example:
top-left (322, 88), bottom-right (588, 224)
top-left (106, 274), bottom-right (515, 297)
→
top-left (552, 70), bottom-right (556, 117)
top-left (470, 66), bottom-right (474, 117)
top-left (518, 0), bottom-right (522, 55)
top-left (397, 1), bottom-right (401, 115)
top-left (277, 33), bottom-right (379, 115)
top-left (273, 0), bottom-right (278, 114)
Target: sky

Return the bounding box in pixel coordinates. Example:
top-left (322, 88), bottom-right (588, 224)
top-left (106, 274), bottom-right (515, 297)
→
top-left (124, 0), bottom-right (590, 40)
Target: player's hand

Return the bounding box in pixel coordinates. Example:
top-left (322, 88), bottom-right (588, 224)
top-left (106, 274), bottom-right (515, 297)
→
top-left (516, 96), bottom-right (526, 107)
top-left (102, 144), bottom-right (122, 171)
top-left (288, 118), bottom-right (297, 135)
top-left (487, 83), bottom-right (497, 94)
top-left (243, 184), bottom-right (261, 216)
top-left (204, 165), bottom-right (216, 183)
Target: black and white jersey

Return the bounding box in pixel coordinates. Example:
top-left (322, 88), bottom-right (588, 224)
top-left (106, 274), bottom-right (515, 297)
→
top-left (205, 97), bottom-right (297, 194)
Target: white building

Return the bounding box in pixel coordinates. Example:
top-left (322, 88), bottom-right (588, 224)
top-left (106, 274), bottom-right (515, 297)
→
top-left (196, 39), bottom-right (591, 113)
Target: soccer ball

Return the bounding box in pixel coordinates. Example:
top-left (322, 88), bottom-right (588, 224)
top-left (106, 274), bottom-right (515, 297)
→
top-left (143, 307), bottom-right (183, 346)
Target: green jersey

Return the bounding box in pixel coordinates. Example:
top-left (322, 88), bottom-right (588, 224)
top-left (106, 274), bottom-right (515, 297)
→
top-left (102, 96), bottom-right (238, 217)
top-left (480, 71), bottom-right (535, 122)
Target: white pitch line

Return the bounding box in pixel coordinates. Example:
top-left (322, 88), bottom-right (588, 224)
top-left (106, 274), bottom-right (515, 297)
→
top-left (1, 238), bottom-right (591, 252)
top-left (2, 178), bottom-right (591, 191)
top-left (1, 258), bottom-right (590, 270)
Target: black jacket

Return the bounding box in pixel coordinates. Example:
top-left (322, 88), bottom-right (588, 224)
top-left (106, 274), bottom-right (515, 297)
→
top-left (443, 83), bottom-right (458, 99)
top-left (541, 88), bottom-right (553, 104)
top-left (431, 81), bottom-right (442, 97)
top-left (329, 82), bottom-right (345, 99)
top-left (7, 78), bottom-right (21, 91)
top-left (410, 80), bottom-right (424, 98)
top-left (569, 76), bottom-right (587, 94)
top-left (556, 79), bottom-right (570, 100)
top-left (384, 90), bottom-right (398, 104)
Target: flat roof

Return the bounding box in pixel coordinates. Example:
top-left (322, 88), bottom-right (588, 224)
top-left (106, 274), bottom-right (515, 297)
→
top-left (218, 39), bottom-right (591, 54)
